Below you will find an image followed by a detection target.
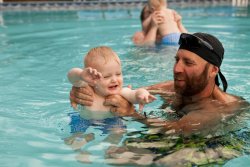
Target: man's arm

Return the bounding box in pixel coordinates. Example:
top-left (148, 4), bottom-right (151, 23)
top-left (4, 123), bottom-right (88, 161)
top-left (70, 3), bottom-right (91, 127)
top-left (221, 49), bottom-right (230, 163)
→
top-left (139, 108), bottom-right (223, 136)
top-left (104, 94), bottom-right (136, 116)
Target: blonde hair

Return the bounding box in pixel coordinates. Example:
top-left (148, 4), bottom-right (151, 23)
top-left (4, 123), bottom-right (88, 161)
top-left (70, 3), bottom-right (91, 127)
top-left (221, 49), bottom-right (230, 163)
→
top-left (148, 0), bottom-right (166, 10)
top-left (84, 46), bottom-right (121, 68)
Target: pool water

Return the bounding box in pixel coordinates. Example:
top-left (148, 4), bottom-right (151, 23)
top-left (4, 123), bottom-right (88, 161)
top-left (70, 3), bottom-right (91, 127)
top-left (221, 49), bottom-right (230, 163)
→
top-left (0, 6), bottom-right (250, 167)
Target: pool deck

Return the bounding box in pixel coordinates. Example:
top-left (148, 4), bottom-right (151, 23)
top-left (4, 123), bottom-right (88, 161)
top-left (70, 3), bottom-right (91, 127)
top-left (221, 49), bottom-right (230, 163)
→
top-left (0, 0), bottom-right (247, 11)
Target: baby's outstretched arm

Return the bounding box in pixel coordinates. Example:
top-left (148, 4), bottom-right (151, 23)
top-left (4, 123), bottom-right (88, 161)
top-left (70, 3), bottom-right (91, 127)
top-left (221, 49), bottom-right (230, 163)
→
top-left (121, 87), bottom-right (156, 112)
top-left (67, 67), bottom-right (102, 87)
top-left (135, 88), bottom-right (157, 111)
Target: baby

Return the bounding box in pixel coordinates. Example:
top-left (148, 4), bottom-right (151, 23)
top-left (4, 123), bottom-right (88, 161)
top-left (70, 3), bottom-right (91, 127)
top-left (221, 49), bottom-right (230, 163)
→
top-left (68, 46), bottom-right (156, 112)
top-left (148, 0), bottom-right (187, 45)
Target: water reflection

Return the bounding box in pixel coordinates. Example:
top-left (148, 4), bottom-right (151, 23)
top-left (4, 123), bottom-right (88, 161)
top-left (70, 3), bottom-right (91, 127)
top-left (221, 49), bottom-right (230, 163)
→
top-left (64, 110), bottom-right (127, 164)
top-left (63, 99), bottom-right (250, 166)
top-left (103, 105), bottom-right (250, 166)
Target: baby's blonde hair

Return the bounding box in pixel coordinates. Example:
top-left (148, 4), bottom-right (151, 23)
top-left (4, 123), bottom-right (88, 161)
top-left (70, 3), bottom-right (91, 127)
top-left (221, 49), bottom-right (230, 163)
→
top-left (84, 46), bottom-right (120, 68)
top-left (148, 0), bottom-right (166, 10)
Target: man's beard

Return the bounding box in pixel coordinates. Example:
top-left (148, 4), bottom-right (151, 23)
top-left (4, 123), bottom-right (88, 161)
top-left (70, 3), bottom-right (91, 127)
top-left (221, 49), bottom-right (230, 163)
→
top-left (174, 64), bottom-right (210, 96)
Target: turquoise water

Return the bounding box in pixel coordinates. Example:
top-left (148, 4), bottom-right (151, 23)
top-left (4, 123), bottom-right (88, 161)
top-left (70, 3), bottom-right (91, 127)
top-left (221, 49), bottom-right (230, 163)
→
top-left (0, 6), bottom-right (250, 167)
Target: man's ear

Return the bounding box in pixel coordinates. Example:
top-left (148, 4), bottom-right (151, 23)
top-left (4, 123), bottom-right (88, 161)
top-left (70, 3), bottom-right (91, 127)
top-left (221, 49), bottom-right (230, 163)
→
top-left (210, 65), bottom-right (219, 78)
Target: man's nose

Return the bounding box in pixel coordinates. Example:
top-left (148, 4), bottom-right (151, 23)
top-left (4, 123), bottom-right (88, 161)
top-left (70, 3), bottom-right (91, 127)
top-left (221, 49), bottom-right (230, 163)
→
top-left (174, 61), bottom-right (184, 73)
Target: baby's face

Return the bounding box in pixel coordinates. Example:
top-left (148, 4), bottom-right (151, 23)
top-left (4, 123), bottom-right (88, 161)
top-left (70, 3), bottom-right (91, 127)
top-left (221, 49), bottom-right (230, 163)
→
top-left (94, 59), bottom-right (123, 97)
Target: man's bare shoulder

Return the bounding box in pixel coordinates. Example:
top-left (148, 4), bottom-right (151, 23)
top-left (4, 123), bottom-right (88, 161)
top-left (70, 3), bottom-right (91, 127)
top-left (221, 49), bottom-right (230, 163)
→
top-left (173, 96), bottom-right (249, 135)
top-left (213, 86), bottom-right (243, 104)
top-left (225, 93), bottom-right (244, 103)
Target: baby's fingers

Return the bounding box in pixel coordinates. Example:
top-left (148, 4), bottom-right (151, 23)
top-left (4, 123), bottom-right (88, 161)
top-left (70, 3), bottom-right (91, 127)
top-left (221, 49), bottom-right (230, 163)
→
top-left (86, 67), bottom-right (93, 73)
top-left (95, 72), bottom-right (102, 79)
top-left (149, 95), bottom-right (157, 102)
top-left (87, 68), bottom-right (97, 75)
top-left (88, 68), bottom-right (102, 79)
top-left (139, 103), bottom-right (144, 112)
top-left (138, 95), bottom-right (148, 103)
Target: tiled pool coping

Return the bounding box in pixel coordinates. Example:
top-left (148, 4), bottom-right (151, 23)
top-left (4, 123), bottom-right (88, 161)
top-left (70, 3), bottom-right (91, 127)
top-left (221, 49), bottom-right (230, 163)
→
top-left (0, 0), bottom-right (242, 11)
top-left (0, 0), bottom-right (146, 11)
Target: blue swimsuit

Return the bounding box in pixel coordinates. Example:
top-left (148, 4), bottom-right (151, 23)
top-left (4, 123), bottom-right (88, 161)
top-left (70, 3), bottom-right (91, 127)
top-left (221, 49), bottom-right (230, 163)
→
top-left (161, 33), bottom-right (181, 45)
top-left (68, 112), bottom-right (126, 134)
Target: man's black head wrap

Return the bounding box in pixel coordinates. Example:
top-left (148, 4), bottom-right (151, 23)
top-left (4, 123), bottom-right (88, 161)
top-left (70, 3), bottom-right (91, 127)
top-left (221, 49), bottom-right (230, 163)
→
top-left (178, 32), bottom-right (228, 92)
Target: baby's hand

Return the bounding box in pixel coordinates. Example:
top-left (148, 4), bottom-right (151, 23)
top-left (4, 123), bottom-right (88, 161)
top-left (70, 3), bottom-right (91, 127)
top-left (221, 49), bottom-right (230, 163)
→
top-left (136, 88), bottom-right (157, 112)
top-left (173, 11), bottom-right (182, 22)
top-left (152, 11), bottom-right (165, 26)
top-left (81, 67), bottom-right (102, 86)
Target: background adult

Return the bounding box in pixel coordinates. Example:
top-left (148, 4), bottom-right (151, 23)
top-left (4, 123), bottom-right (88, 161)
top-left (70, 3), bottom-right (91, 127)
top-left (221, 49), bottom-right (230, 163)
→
top-left (132, 3), bottom-right (188, 46)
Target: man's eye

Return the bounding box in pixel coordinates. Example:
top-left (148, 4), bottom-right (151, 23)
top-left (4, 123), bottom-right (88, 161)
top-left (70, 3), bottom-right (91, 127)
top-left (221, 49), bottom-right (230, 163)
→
top-left (185, 61), bottom-right (194, 66)
top-left (116, 73), bottom-right (121, 76)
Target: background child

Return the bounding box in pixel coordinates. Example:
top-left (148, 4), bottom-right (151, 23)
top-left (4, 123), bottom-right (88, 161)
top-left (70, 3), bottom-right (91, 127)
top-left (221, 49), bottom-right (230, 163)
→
top-left (68, 46), bottom-right (156, 112)
top-left (148, 0), bottom-right (188, 45)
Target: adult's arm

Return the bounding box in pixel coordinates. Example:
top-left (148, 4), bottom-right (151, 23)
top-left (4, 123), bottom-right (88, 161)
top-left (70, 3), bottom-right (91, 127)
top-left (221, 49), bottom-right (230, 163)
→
top-left (139, 105), bottom-right (223, 136)
top-left (147, 97), bottom-right (247, 136)
top-left (104, 94), bottom-right (136, 116)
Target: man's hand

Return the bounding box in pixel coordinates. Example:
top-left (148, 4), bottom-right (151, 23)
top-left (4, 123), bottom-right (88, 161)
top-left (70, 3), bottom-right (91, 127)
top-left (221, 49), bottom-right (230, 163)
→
top-left (104, 95), bottom-right (135, 116)
top-left (70, 85), bottom-right (94, 109)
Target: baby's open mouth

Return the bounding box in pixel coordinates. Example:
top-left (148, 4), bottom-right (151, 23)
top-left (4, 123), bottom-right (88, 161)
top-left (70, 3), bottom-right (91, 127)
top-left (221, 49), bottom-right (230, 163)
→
top-left (109, 85), bottom-right (118, 89)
